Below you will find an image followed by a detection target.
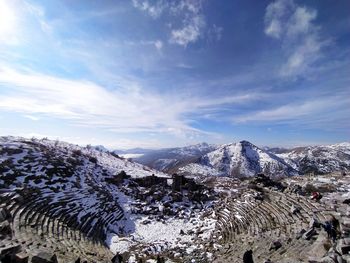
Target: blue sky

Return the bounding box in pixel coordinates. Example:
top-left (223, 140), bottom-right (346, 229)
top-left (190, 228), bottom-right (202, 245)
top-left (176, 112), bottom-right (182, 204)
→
top-left (0, 0), bottom-right (349, 149)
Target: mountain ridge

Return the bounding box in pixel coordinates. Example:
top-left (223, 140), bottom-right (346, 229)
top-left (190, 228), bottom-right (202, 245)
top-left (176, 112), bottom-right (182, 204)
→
top-left (122, 140), bottom-right (350, 177)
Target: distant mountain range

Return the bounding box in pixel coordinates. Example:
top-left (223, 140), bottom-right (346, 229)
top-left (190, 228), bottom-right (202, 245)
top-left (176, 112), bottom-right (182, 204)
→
top-left (114, 143), bottom-right (217, 173)
top-left (116, 141), bottom-right (350, 177)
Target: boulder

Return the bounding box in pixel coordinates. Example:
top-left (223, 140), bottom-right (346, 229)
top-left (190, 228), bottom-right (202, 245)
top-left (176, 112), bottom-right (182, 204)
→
top-left (343, 219), bottom-right (350, 228)
top-left (0, 207), bottom-right (9, 222)
top-left (296, 229), bottom-right (307, 239)
top-left (14, 252), bottom-right (29, 263)
top-left (343, 238), bottom-right (350, 245)
top-left (0, 244), bottom-right (21, 256)
top-left (0, 220), bottom-right (12, 235)
top-left (303, 228), bottom-right (317, 240)
top-left (338, 245), bottom-right (350, 255)
top-left (31, 252), bottom-right (58, 263)
top-left (269, 240), bottom-right (282, 251)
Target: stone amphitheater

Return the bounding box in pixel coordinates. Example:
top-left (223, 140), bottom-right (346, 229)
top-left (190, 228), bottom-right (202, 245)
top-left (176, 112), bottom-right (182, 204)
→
top-left (210, 173), bottom-right (350, 263)
top-left (0, 188), bottom-right (115, 262)
top-left (1, 137), bottom-right (350, 263)
top-left (1, 173), bottom-right (350, 262)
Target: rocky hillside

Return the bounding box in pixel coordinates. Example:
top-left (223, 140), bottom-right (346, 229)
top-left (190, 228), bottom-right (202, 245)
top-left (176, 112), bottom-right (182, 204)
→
top-left (274, 143), bottom-right (350, 175)
top-left (0, 136), bottom-right (218, 262)
top-left (2, 136), bottom-right (350, 263)
top-left (130, 141), bottom-right (350, 178)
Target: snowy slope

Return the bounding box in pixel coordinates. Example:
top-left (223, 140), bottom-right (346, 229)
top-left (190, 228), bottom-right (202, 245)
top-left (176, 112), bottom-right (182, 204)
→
top-left (0, 136), bottom-right (217, 261)
top-left (276, 143), bottom-right (350, 174)
top-left (195, 141), bottom-right (298, 177)
top-left (0, 136), bottom-right (168, 232)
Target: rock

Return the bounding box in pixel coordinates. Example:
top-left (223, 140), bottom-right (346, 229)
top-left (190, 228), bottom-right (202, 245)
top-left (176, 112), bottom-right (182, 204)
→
top-left (318, 256), bottom-right (337, 263)
top-left (291, 204), bottom-right (301, 215)
top-left (0, 244), bottom-right (21, 256)
top-left (343, 199), bottom-right (350, 205)
top-left (343, 238), bottom-right (350, 245)
top-left (303, 228), bottom-right (317, 240)
top-left (309, 217), bottom-right (321, 228)
top-left (296, 229), bottom-right (307, 239)
top-left (343, 219), bottom-right (350, 228)
top-left (269, 240), bottom-right (282, 251)
top-left (0, 220), bottom-right (12, 235)
top-left (0, 207), bottom-right (9, 222)
top-left (31, 251), bottom-right (58, 263)
top-left (337, 255), bottom-right (346, 263)
top-left (14, 252), bottom-right (29, 263)
top-left (339, 245), bottom-right (350, 255)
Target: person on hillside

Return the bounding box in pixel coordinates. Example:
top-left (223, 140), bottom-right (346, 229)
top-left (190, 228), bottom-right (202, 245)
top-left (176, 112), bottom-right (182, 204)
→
top-left (330, 215), bottom-right (339, 242)
top-left (243, 249), bottom-right (254, 263)
top-left (311, 192), bottom-right (322, 201)
top-left (323, 215), bottom-right (339, 242)
top-left (323, 220), bottom-right (332, 239)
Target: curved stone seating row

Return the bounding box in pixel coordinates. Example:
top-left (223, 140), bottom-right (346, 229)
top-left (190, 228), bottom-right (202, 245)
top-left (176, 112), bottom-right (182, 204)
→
top-left (213, 189), bottom-right (328, 262)
top-left (0, 189), bottom-right (116, 262)
top-left (216, 199), bottom-right (285, 243)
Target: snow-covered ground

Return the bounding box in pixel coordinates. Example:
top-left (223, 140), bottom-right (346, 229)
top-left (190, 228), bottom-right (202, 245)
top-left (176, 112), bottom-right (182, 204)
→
top-left (0, 136), bottom-right (218, 262)
top-left (179, 163), bottom-right (225, 177)
top-left (108, 214), bottom-right (216, 258)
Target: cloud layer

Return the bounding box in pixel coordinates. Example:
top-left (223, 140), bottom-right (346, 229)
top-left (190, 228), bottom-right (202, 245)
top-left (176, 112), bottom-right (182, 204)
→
top-left (0, 66), bottom-right (262, 138)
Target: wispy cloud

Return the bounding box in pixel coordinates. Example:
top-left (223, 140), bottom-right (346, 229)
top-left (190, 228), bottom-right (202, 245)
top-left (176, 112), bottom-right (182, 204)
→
top-left (208, 24), bottom-right (223, 42)
top-left (131, 0), bottom-right (219, 47)
top-left (23, 115), bottom-right (40, 121)
top-left (264, 0), bottom-right (329, 78)
top-left (169, 0), bottom-right (205, 47)
top-left (170, 15), bottom-right (205, 47)
top-left (132, 0), bottom-right (167, 18)
top-left (234, 95), bottom-right (350, 130)
top-left (0, 66), bottom-right (261, 138)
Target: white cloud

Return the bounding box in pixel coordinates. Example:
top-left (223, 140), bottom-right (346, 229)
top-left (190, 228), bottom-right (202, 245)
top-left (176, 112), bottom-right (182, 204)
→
top-left (0, 66), bottom-right (260, 138)
top-left (126, 39), bottom-right (163, 50)
top-left (154, 39), bottom-right (163, 50)
top-left (286, 7), bottom-right (317, 38)
top-left (0, 0), bottom-right (19, 45)
top-left (264, 0), bottom-right (328, 78)
top-left (23, 115), bottom-right (40, 121)
top-left (131, 0), bottom-right (214, 47)
top-left (132, 0), bottom-right (167, 18)
top-left (170, 15), bottom-right (205, 47)
top-left (280, 34), bottom-right (324, 76)
top-left (234, 96), bottom-right (350, 130)
top-left (264, 0), bottom-right (294, 39)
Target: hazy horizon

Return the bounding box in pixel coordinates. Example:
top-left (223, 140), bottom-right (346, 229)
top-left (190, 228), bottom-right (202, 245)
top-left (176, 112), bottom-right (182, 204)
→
top-left (0, 0), bottom-right (349, 149)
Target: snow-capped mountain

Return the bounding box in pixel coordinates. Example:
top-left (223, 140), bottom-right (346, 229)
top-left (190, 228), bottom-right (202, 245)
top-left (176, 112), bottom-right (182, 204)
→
top-left (130, 142), bottom-right (218, 172)
top-left (115, 140), bottom-right (350, 178)
top-left (196, 140), bottom-right (298, 178)
top-left (275, 143), bottom-right (350, 174)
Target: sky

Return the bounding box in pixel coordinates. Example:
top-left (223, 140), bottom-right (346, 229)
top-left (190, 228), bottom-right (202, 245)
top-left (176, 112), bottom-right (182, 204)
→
top-left (0, 0), bottom-right (349, 149)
